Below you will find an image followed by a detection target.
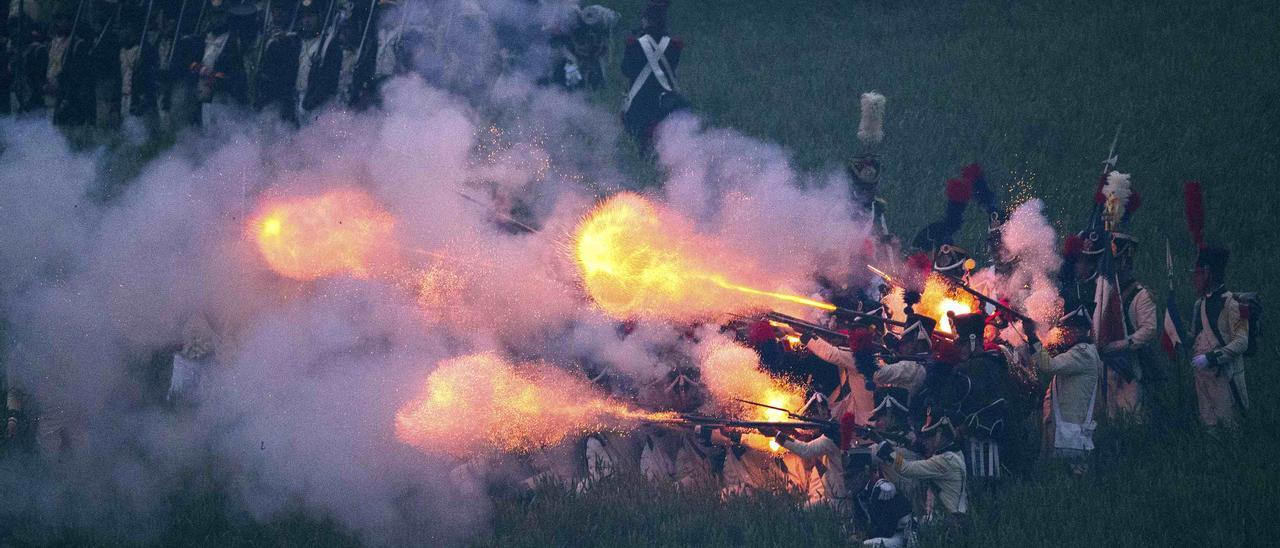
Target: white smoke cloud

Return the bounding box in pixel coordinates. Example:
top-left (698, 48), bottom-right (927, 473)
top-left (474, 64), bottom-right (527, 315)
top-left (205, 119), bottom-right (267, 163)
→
top-left (0, 1), bottom-right (882, 545)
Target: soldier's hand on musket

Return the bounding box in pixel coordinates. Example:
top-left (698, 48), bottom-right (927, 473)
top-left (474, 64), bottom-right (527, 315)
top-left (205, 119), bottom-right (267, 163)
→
top-left (757, 427), bottom-right (779, 438)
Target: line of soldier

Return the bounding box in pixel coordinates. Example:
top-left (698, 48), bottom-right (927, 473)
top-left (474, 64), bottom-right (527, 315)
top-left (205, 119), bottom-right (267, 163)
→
top-left (461, 154), bottom-right (1255, 545)
top-left (1, 0), bottom-right (421, 128)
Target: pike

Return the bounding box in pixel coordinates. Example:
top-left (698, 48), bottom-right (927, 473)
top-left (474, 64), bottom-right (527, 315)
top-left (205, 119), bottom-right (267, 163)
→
top-left (1089, 124), bottom-right (1123, 230)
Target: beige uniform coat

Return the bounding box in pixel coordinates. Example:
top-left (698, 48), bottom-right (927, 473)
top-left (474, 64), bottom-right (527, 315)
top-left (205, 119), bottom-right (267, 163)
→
top-left (894, 449), bottom-right (968, 515)
top-left (807, 338), bottom-right (875, 423)
top-left (1192, 290), bottom-right (1250, 427)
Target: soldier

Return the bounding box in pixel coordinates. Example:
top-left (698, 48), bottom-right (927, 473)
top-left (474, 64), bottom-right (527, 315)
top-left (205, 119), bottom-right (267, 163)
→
top-left (874, 315), bottom-right (931, 400)
top-left (805, 324), bottom-right (877, 425)
top-left (1189, 246), bottom-right (1250, 428)
top-left (88, 0), bottom-right (124, 127)
top-left (856, 477), bottom-right (913, 548)
top-left (254, 1), bottom-right (299, 119)
top-left (847, 153), bottom-right (890, 239)
top-left (763, 420), bottom-right (849, 509)
top-left (44, 12), bottom-right (93, 125)
top-left (620, 0), bottom-right (684, 151)
top-left (549, 4), bottom-right (618, 91)
top-left (194, 3), bottom-right (248, 125)
top-left (1025, 307), bottom-right (1101, 474)
top-left (878, 416), bottom-right (967, 533)
top-left (157, 3), bottom-right (202, 130)
top-left (1101, 233), bottom-right (1157, 418)
top-left (867, 387), bottom-right (922, 515)
top-left (118, 13), bottom-right (158, 119)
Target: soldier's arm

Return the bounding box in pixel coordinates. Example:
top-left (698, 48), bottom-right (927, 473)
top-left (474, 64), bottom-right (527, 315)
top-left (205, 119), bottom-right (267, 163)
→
top-left (781, 435), bottom-right (837, 460)
top-left (807, 337), bottom-right (856, 371)
top-left (894, 452), bottom-right (947, 480)
top-left (1039, 344), bottom-right (1095, 375)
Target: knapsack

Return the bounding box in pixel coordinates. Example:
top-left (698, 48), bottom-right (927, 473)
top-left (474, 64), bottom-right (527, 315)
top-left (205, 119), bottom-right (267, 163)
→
top-left (1235, 292), bottom-right (1262, 357)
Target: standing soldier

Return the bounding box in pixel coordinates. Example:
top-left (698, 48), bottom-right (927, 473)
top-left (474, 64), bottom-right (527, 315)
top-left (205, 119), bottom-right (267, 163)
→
top-left (254, 1), bottom-right (299, 120)
top-left (157, 2), bottom-right (202, 130)
top-left (1101, 233), bottom-right (1157, 418)
top-left (620, 0), bottom-right (684, 152)
top-left (118, 13), bottom-right (158, 120)
top-left (193, 2), bottom-right (247, 125)
top-left (89, 0), bottom-right (124, 127)
top-left (1025, 308), bottom-right (1101, 474)
top-left (45, 11), bottom-right (92, 125)
top-left (1189, 246), bottom-right (1250, 428)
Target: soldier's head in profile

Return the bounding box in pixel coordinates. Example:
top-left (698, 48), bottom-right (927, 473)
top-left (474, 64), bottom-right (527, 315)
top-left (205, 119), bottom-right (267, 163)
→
top-left (300, 12), bottom-right (321, 37)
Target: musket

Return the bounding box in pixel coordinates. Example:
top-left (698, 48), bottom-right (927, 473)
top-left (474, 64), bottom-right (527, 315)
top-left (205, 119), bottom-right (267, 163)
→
top-left (350, 0), bottom-right (379, 103)
top-left (938, 273), bottom-right (1034, 324)
top-left (139, 0), bottom-right (157, 52)
top-left (850, 424), bottom-right (912, 446)
top-left (765, 311), bottom-right (847, 341)
top-left (166, 0), bottom-right (188, 70)
top-left (732, 397), bottom-right (832, 424)
top-left (675, 414), bottom-right (834, 431)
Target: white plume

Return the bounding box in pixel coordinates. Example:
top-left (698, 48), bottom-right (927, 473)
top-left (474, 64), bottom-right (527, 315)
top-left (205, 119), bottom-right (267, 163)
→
top-left (1102, 171), bottom-right (1132, 227)
top-left (858, 92), bottom-right (886, 145)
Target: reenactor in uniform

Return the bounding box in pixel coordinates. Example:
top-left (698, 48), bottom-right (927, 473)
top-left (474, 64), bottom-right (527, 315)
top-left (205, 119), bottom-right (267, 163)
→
top-left (45, 11), bottom-right (93, 125)
top-left (805, 325), bottom-right (877, 426)
top-left (620, 0), bottom-right (684, 151)
top-left (194, 3), bottom-right (248, 125)
top-left (1102, 233), bottom-right (1157, 418)
top-left (1189, 247), bottom-right (1251, 428)
top-left (1025, 307), bottom-right (1101, 474)
top-left (874, 315), bottom-right (931, 400)
top-left (878, 416), bottom-right (967, 535)
top-left (157, 3), bottom-right (203, 130)
top-left (254, 1), bottom-right (300, 120)
top-left (762, 396), bottom-right (850, 509)
top-left (548, 4), bottom-right (618, 91)
top-left (118, 13), bottom-right (158, 119)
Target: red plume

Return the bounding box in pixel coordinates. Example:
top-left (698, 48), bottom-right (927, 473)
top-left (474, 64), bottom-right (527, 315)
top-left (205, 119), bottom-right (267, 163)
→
top-left (839, 412), bottom-right (858, 449)
top-left (1184, 181), bottom-right (1205, 248)
top-left (1093, 174), bottom-right (1107, 204)
top-left (847, 328), bottom-right (874, 353)
top-left (961, 163), bottom-right (984, 183)
top-left (906, 252), bottom-right (932, 275)
top-left (746, 321), bottom-right (774, 345)
top-left (1062, 234), bottom-right (1084, 258)
top-left (1125, 191), bottom-right (1143, 216)
top-left (945, 177), bottom-right (973, 203)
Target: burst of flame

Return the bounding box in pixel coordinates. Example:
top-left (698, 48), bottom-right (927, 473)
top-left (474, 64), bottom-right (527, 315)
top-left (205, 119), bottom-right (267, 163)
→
top-left (395, 353), bottom-right (675, 457)
top-left (574, 193), bottom-right (834, 320)
top-left (886, 274), bottom-right (978, 333)
top-left (250, 189), bottom-right (397, 281)
top-left (699, 339), bottom-right (806, 449)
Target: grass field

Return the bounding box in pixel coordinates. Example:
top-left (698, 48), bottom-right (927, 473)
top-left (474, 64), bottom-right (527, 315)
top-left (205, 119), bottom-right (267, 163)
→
top-left (7, 0), bottom-right (1279, 545)
top-left (481, 0), bottom-right (1280, 546)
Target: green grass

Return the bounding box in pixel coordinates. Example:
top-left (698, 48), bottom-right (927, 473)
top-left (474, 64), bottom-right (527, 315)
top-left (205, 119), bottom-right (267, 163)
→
top-left (10, 0), bottom-right (1280, 545)
top-left (489, 0), bottom-right (1280, 546)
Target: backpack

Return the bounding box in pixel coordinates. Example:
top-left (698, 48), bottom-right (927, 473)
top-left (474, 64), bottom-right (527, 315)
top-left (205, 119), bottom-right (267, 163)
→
top-left (1235, 292), bottom-right (1262, 357)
